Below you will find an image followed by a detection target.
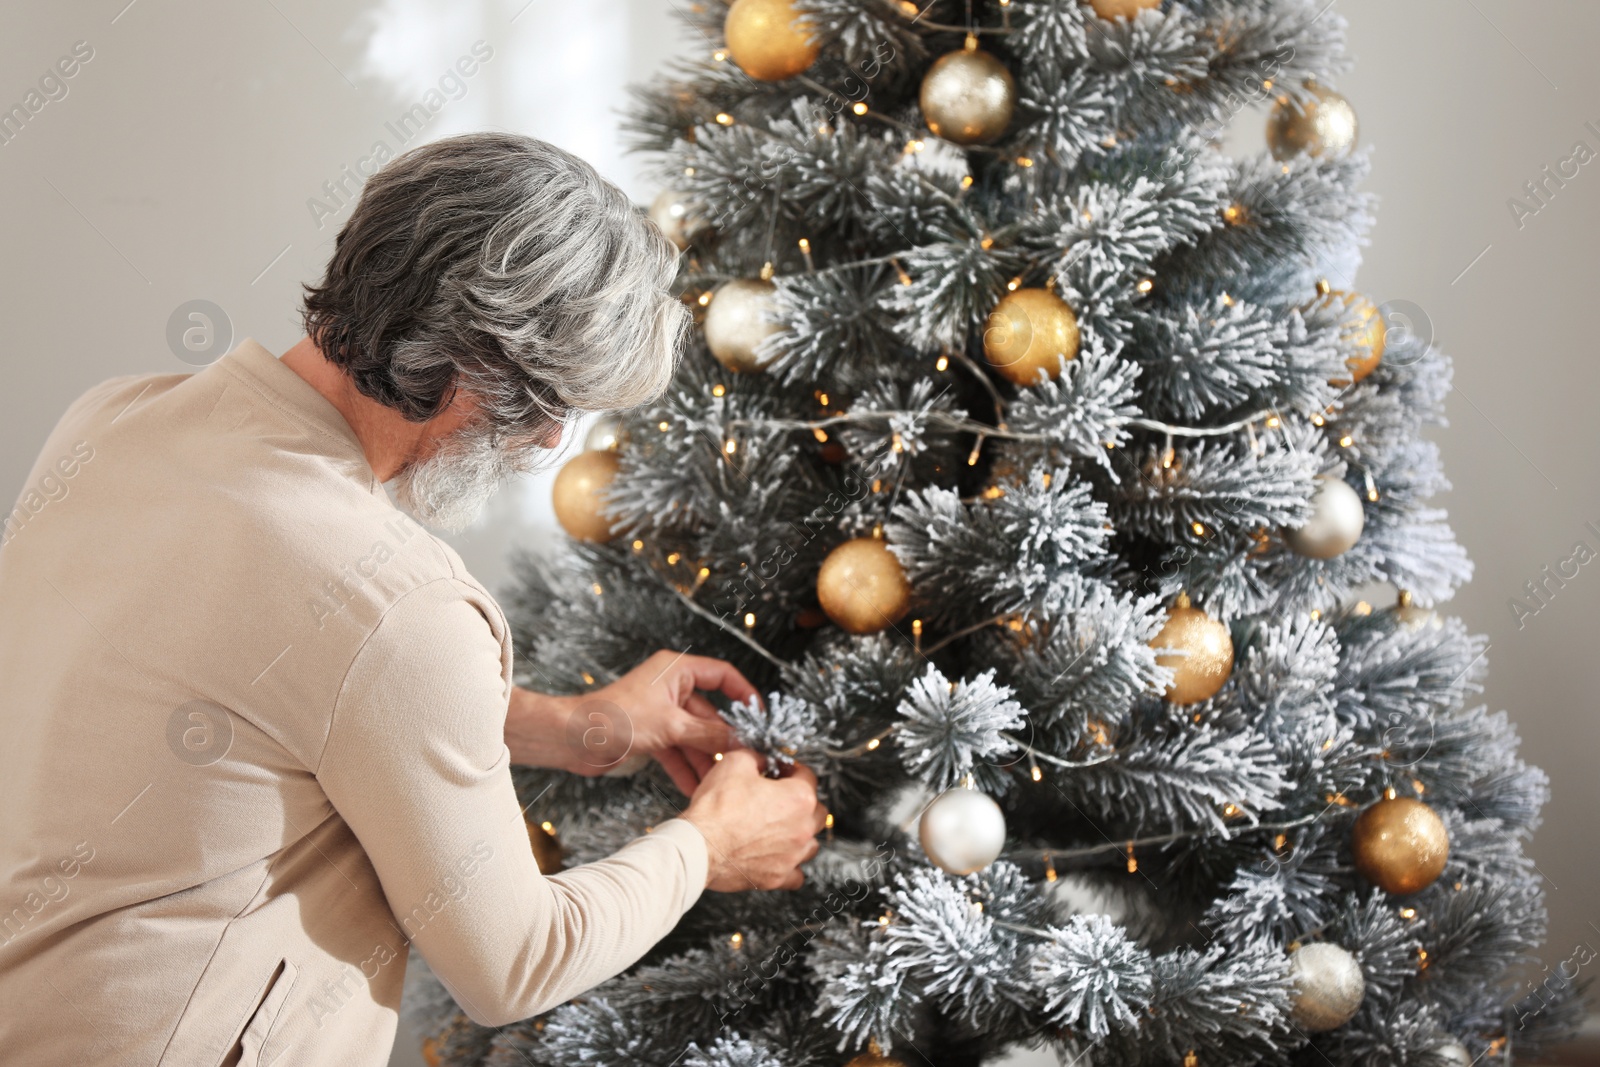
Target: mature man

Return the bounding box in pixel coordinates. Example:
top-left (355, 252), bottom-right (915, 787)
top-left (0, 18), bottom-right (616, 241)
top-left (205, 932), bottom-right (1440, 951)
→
top-left (0, 133), bottom-right (823, 1066)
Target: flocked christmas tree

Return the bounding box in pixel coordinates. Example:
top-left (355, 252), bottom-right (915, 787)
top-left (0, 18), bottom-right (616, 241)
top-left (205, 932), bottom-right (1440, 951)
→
top-left (405, 1), bottom-right (1584, 1064)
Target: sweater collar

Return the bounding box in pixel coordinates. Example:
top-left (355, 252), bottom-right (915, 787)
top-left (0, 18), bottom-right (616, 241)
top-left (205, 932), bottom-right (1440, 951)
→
top-left (218, 338), bottom-right (383, 494)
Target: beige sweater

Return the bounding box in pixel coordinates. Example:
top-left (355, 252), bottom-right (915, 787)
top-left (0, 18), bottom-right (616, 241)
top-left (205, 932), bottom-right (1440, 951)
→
top-left (0, 339), bottom-right (708, 1066)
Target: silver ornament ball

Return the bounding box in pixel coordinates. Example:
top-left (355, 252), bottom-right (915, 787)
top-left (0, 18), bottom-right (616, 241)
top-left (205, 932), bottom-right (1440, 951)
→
top-left (1433, 1039), bottom-right (1472, 1066)
top-left (648, 188), bottom-right (700, 250)
top-left (919, 787), bottom-right (1006, 875)
top-left (1288, 942), bottom-right (1365, 1031)
top-left (919, 47), bottom-right (1016, 147)
top-left (1284, 474), bottom-right (1365, 559)
top-left (703, 278), bottom-right (781, 373)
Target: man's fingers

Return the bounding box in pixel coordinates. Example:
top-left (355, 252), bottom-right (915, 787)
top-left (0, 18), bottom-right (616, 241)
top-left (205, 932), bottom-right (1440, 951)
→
top-left (784, 761), bottom-right (819, 790)
top-left (676, 708), bottom-right (735, 754)
top-left (777, 867), bottom-right (806, 891)
top-left (685, 747), bottom-right (717, 779)
top-left (716, 748), bottom-right (764, 771)
top-left (685, 692), bottom-right (720, 719)
top-left (674, 654), bottom-right (762, 708)
top-left (655, 748), bottom-right (701, 797)
top-left (811, 801), bottom-right (829, 834)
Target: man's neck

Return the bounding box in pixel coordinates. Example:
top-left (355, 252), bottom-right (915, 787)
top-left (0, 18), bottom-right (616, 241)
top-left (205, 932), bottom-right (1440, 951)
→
top-left (278, 336), bottom-right (464, 482)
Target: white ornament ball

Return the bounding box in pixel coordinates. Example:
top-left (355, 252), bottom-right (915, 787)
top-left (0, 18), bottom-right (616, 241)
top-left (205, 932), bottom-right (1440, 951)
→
top-left (704, 278), bottom-right (781, 373)
top-left (1288, 942), bottom-right (1365, 1031)
top-left (919, 788), bottom-right (1006, 875)
top-left (584, 413), bottom-right (624, 452)
top-left (1433, 1039), bottom-right (1472, 1066)
top-left (1284, 474), bottom-right (1365, 559)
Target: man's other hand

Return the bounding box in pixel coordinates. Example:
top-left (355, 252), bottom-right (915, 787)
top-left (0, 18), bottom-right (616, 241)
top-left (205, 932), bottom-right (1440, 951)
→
top-left (682, 750), bottom-right (826, 891)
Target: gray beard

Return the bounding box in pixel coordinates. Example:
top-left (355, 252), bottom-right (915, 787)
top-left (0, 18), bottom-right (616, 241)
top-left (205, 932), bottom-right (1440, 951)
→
top-left (391, 422), bottom-right (528, 534)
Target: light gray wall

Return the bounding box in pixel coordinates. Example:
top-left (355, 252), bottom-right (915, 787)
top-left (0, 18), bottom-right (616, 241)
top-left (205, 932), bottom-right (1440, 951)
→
top-left (0, 3), bottom-right (1592, 1065)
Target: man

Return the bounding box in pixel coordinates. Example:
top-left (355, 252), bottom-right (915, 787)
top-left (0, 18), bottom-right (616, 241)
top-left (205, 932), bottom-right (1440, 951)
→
top-left (0, 132), bottom-right (823, 1066)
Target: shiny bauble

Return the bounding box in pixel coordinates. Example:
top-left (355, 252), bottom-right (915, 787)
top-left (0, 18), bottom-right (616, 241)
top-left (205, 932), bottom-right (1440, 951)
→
top-left (1150, 591), bottom-right (1233, 705)
top-left (1288, 942), bottom-right (1365, 1031)
top-left (1324, 289), bottom-right (1386, 386)
top-left (982, 288), bottom-right (1081, 386)
top-left (919, 46), bottom-right (1016, 146)
top-left (844, 1048), bottom-right (909, 1067)
top-left (919, 787), bottom-right (1007, 875)
top-left (1434, 1040), bottom-right (1472, 1066)
top-left (817, 538), bottom-right (912, 635)
top-left (1394, 589), bottom-right (1442, 632)
top-left (526, 819), bottom-right (564, 875)
top-left (648, 188), bottom-right (700, 251)
top-left (1268, 84), bottom-right (1358, 161)
top-left (552, 450), bottom-right (621, 543)
top-left (1085, 0), bottom-right (1162, 17)
top-left (584, 413), bottom-right (624, 453)
top-left (704, 278), bottom-right (781, 373)
top-left (1283, 475), bottom-right (1365, 559)
top-left (724, 0), bottom-right (819, 82)
top-left (1351, 796), bottom-right (1450, 896)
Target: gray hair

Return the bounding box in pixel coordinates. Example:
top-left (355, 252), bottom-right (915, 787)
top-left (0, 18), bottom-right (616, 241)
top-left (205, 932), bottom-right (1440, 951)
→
top-left (301, 131), bottom-right (686, 434)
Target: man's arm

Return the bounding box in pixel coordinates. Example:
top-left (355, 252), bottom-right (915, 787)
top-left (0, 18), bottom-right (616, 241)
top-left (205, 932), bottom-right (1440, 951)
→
top-left (503, 651), bottom-right (759, 796)
top-left (315, 578), bottom-right (821, 1026)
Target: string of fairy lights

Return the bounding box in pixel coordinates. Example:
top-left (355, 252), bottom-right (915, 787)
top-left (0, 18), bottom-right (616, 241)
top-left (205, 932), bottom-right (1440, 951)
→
top-left (528, 4), bottom-right (1486, 1060)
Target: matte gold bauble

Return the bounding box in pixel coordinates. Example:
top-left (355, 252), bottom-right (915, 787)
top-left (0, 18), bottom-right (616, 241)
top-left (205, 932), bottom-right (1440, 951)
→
top-left (845, 1041), bottom-right (909, 1067)
top-left (552, 450), bottom-right (621, 543)
top-left (1150, 591), bottom-right (1233, 705)
top-left (1267, 83), bottom-right (1358, 161)
top-left (982, 288), bottom-right (1080, 386)
top-left (704, 278), bottom-right (781, 373)
top-left (1323, 289), bottom-right (1386, 386)
top-left (919, 45), bottom-right (1016, 146)
top-left (724, 0), bottom-right (819, 82)
top-left (1283, 475), bottom-right (1365, 560)
top-left (1351, 796), bottom-right (1449, 896)
top-left (421, 1038), bottom-right (442, 1067)
top-left (1085, 0), bottom-right (1162, 18)
top-left (526, 819), bottom-right (564, 875)
top-left (817, 538), bottom-right (911, 635)
top-left (648, 188), bottom-right (700, 251)
top-left (1288, 942), bottom-right (1365, 1031)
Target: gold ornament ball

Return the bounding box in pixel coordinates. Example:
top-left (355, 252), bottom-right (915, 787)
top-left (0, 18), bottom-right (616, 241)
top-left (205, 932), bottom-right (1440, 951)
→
top-left (845, 1048), bottom-right (909, 1067)
top-left (919, 46), bottom-right (1016, 147)
top-left (552, 450), bottom-right (621, 543)
top-left (1150, 591), bottom-right (1233, 705)
top-left (983, 288), bottom-right (1081, 386)
top-left (1351, 796), bottom-right (1450, 896)
top-left (724, 0), bottom-right (819, 82)
top-left (525, 819), bottom-right (564, 875)
top-left (1283, 475), bottom-right (1365, 560)
top-left (1394, 590), bottom-right (1442, 632)
top-left (421, 1038), bottom-right (442, 1067)
top-left (1323, 289), bottom-right (1386, 386)
top-left (1268, 84), bottom-right (1358, 161)
top-left (817, 538), bottom-right (911, 635)
top-left (648, 188), bottom-right (700, 251)
top-left (704, 278), bottom-right (781, 373)
top-left (1288, 942), bottom-right (1365, 1031)
top-left (1085, 0), bottom-right (1162, 18)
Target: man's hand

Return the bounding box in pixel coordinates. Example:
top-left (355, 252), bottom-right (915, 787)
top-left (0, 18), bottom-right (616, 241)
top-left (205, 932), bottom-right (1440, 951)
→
top-left (682, 749), bottom-right (826, 891)
top-left (506, 651), bottom-right (757, 795)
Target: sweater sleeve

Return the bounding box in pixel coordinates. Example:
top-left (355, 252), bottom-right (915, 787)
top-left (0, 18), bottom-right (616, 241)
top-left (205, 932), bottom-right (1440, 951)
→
top-left (315, 578), bottom-right (708, 1027)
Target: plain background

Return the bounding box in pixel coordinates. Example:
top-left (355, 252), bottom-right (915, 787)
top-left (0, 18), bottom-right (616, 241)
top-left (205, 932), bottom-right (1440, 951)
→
top-left (0, 2), bottom-right (1594, 1064)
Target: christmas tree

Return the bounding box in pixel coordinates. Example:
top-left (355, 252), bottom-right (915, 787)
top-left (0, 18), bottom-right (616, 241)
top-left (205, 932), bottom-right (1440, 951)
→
top-left (406, 1), bottom-right (1583, 1064)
